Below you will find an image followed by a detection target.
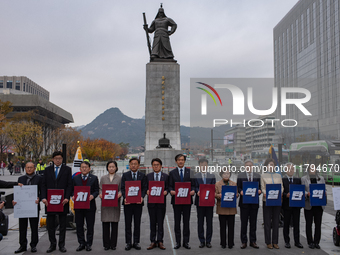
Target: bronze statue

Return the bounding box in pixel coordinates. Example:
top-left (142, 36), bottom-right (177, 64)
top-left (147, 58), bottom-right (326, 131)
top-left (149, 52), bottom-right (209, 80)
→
top-left (143, 4), bottom-right (177, 61)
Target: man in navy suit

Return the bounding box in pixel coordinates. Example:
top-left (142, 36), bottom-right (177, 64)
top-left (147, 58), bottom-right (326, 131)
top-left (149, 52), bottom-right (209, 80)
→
top-left (121, 158), bottom-right (148, 250)
top-left (282, 163), bottom-right (303, 249)
top-left (72, 161), bottom-right (99, 251)
top-left (146, 158), bottom-right (169, 250)
top-left (194, 158), bottom-right (216, 248)
top-left (41, 151), bottom-right (73, 253)
top-left (237, 159), bottom-right (262, 249)
top-left (169, 154), bottom-right (195, 249)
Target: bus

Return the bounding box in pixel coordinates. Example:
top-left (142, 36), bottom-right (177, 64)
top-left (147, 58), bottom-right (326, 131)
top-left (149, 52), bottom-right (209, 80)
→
top-left (251, 147), bottom-right (289, 166)
top-left (289, 140), bottom-right (340, 183)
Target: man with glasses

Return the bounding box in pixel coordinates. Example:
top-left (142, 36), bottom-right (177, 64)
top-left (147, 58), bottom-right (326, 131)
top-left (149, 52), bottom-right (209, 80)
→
top-left (146, 158), bottom-right (169, 250)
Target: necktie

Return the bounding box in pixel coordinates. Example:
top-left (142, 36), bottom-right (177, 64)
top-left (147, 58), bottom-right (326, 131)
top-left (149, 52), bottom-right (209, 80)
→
top-left (203, 174), bottom-right (206, 184)
top-left (133, 173), bottom-right (136, 181)
top-left (180, 169), bottom-right (183, 182)
top-left (289, 177), bottom-right (292, 184)
top-left (83, 175), bottom-right (86, 181)
top-left (156, 173), bottom-right (159, 181)
top-left (55, 166), bottom-right (59, 179)
top-left (248, 174), bottom-right (251, 182)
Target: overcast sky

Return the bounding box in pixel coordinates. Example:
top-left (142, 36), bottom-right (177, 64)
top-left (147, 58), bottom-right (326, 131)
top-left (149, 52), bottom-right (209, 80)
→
top-left (1, 0), bottom-right (299, 127)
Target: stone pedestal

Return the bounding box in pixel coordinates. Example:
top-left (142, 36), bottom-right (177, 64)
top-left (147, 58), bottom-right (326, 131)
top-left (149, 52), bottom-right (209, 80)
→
top-left (144, 62), bottom-right (181, 166)
top-left (144, 149), bottom-right (182, 167)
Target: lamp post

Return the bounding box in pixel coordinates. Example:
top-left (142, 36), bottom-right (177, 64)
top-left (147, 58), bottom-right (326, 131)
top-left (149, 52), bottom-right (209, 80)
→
top-left (307, 119), bottom-right (320, 140)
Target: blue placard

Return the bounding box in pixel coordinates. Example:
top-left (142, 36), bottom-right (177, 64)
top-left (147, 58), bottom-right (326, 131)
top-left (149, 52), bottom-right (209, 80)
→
top-left (266, 184), bottom-right (282, 206)
top-left (310, 183), bottom-right (326, 206)
top-left (221, 185), bottom-right (237, 208)
top-left (289, 184), bottom-right (305, 207)
top-left (243, 182), bottom-right (259, 204)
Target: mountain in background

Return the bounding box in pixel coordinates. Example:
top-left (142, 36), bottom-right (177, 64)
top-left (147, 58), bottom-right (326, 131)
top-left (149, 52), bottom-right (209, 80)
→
top-left (80, 107), bottom-right (230, 148)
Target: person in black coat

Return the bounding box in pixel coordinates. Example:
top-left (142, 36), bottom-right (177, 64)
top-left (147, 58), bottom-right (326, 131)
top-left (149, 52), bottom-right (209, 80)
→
top-left (41, 151), bottom-right (73, 253)
top-left (0, 179), bottom-right (18, 188)
top-left (146, 158), bottom-right (169, 250)
top-left (121, 158), bottom-right (147, 250)
top-left (237, 159), bottom-right (262, 249)
top-left (282, 163), bottom-right (303, 249)
top-left (169, 154), bottom-right (195, 249)
top-left (72, 161), bottom-right (99, 251)
top-left (194, 158), bottom-right (216, 248)
top-left (13, 162), bottom-right (42, 253)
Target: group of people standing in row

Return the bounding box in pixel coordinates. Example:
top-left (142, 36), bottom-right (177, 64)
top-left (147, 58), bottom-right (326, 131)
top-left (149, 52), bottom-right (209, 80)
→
top-left (11, 151), bottom-right (325, 253)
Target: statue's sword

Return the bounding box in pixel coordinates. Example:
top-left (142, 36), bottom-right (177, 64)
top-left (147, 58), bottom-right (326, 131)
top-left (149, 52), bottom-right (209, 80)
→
top-left (143, 13), bottom-right (152, 57)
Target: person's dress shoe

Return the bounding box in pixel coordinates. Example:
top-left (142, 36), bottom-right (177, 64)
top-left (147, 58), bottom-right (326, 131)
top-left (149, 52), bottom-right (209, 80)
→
top-left (228, 245), bottom-right (233, 249)
top-left (240, 243), bottom-right (247, 249)
top-left (46, 246), bottom-right (56, 253)
top-left (147, 243), bottom-right (157, 250)
top-left (76, 245), bottom-right (85, 251)
top-left (206, 243), bottom-right (212, 248)
top-left (199, 242), bottom-right (205, 248)
top-left (250, 242), bottom-right (259, 249)
top-left (59, 247), bottom-right (67, 253)
top-left (104, 247), bottom-right (110, 250)
top-left (158, 242), bottom-right (166, 250)
top-left (111, 247), bottom-right (116, 250)
top-left (15, 247), bottom-right (27, 253)
top-left (125, 244), bottom-right (132, 250)
top-left (285, 243), bottom-right (291, 248)
top-left (295, 243), bottom-right (303, 248)
top-left (183, 243), bottom-right (191, 249)
top-left (314, 244), bottom-right (320, 249)
top-left (267, 244), bottom-right (273, 249)
top-left (173, 243), bottom-right (180, 249)
top-left (86, 245), bottom-right (92, 251)
top-left (133, 243), bottom-right (141, 250)
top-left (273, 244), bottom-right (279, 249)
top-left (31, 247), bottom-right (37, 253)
top-left (308, 243), bottom-right (315, 249)
top-left (221, 245), bottom-right (226, 249)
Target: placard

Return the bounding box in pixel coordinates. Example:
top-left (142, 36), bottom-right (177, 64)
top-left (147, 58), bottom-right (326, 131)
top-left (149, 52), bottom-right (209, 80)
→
top-left (102, 184), bottom-right (119, 207)
top-left (125, 181), bottom-right (141, 204)
top-left (47, 189), bottom-right (64, 212)
top-left (175, 182), bottom-right (191, 205)
top-left (74, 186), bottom-right (90, 209)
top-left (289, 184), bottom-right (305, 207)
top-left (221, 185), bottom-right (237, 208)
top-left (266, 184), bottom-right (282, 206)
top-left (333, 187), bottom-right (340, 210)
top-left (310, 183), bottom-right (326, 206)
top-left (148, 181), bottom-right (164, 204)
top-left (242, 181), bottom-right (259, 204)
top-left (199, 184), bottom-right (215, 207)
top-left (14, 185), bottom-right (38, 218)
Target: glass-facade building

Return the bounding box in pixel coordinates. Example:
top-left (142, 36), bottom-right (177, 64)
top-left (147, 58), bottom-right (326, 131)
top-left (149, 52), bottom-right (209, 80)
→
top-left (274, 0), bottom-right (340, 145)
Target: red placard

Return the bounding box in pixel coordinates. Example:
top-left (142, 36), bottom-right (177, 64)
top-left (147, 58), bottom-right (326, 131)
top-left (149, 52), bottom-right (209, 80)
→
top-left (47, 189), bottom-right (64, 212)
top-left (199, 184), bottom-right (216, 207)
top-left (102, 184), bottom-right (119, 207)
top-left (148, 181), bottom-right (164, 204)
top-left (125, 181), bottom-right (141, 204)
top-left (175, 182), bottom-right (191, 205)
top-left (74, 186), bottom-right (91, 209)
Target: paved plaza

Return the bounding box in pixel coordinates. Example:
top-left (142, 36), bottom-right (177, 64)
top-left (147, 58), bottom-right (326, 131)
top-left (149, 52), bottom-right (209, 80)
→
top-left (1, 170), bottom-right (340, 255)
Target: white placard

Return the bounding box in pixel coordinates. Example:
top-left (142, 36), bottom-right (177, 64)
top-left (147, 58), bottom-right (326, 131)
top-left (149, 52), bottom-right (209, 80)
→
top-left (332, 187), bottom-right (340, 210)
top-left (14, 185), bottom-right (38, 218)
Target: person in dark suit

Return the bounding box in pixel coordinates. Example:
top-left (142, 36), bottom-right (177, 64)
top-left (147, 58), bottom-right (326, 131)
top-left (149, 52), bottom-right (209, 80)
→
top-left (72, 161), bottom-right (99, 251)
top-left (13, 162), bottom-right (42, 253)
top-left (121, 158), bottom-right (147, 250)
top-left (146, 158), bottom-right (169, 250)
top-left (282, 163), bottom-right (303, 249)
top-left (194, 158), bottom-right (216, 248)
top-left (169, 154), bottom-right (195, 249)
top-left (41, 151), bottom-right (73, 253)
top-left (237, 159), bottom-right (262, 249)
